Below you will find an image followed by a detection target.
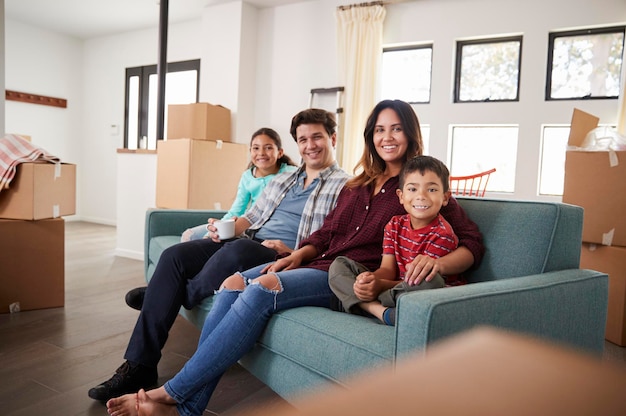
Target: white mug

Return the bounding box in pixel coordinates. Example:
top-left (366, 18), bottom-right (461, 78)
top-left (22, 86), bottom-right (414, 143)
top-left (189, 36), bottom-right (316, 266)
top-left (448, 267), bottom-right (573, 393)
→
top-left (214, 219), bottom-right (236, 240)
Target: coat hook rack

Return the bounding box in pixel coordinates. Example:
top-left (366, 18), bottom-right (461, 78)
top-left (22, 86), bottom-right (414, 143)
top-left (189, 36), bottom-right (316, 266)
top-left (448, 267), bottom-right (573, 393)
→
top-left (5, 90), bottom-right (67, 108)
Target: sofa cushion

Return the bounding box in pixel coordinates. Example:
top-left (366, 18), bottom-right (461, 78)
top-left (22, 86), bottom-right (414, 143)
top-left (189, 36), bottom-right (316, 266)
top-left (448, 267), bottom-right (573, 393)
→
top-left (147, 236), bottom-right (182, 280)
top-left (458, 199), bottom-right (583, 283)
top-left (256, 307), bottom-right (395, 381)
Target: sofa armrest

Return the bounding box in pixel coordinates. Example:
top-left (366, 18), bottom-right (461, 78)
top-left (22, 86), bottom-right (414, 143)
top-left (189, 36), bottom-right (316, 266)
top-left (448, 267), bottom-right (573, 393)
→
top-left (144, 208), bottom-right (227, 279)
top-left (394, 269), bottom-right (608, 358)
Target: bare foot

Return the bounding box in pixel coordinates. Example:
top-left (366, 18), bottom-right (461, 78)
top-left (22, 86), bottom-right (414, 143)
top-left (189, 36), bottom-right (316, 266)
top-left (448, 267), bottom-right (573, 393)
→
top-left (137, 389), bottom-right (179, 416)
top-left (106, 392), bottom-right (138, 416)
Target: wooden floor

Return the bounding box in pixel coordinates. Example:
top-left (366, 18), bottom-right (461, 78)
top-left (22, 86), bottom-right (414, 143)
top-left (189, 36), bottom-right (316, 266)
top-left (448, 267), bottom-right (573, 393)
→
top-left (0, 222), bottom-right (287, 416)
top-left (1, 221), bottom-right (626, 416)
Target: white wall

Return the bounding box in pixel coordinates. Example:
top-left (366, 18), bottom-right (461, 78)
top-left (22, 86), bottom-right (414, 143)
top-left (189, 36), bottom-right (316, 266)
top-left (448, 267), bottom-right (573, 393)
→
top-left (4, 0), bottom-right (626, 257)
top-left (4, 19), bottom-right (83, 220)
top-left (384, 0), bottom-right (625, 200)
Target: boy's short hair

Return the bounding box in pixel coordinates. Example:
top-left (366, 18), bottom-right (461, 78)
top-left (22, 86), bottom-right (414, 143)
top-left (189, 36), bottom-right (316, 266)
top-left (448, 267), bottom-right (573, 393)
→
top-left (289, 109), bottom-right (337, 142)
top-left (399, 155), bottom-right (450, 192)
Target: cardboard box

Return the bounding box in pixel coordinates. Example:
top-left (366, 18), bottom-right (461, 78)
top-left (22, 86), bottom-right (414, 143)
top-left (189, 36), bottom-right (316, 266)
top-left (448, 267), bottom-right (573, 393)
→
top-left (562, 108), bottom-right (626, 247)
top-left (0, 162), bottom-right (76, 220)
top-left (156, 139), bottom-right (248, 209)
top-left (580, 243), bottom-right (626, 346)
top-left (167, 102), bottom-right (231, 142)
top-left (0, 218), bottom-right (65, 313)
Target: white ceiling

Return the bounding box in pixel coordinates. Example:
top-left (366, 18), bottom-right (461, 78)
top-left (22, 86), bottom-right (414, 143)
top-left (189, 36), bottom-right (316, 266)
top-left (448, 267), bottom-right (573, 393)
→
top-left (5, 0), bottom-right (302, 40)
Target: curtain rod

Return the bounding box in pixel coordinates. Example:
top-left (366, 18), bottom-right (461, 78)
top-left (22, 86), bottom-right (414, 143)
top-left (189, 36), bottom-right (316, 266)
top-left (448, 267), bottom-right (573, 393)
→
top-left (337, 1), bottom-right (386, 11)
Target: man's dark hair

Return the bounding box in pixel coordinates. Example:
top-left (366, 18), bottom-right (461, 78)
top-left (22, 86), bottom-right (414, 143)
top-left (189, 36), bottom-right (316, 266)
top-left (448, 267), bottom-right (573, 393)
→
top-left (399, 155), bottom-right (450, 192)
top-left (289, 108), bottom-right (336, 141)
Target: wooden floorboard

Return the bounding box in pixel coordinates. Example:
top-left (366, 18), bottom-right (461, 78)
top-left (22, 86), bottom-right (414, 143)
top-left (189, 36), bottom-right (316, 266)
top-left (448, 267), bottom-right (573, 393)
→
top-left (0, 221), bottom-right (287, 415)
top-left (1, 221), bottom-right (625, 415)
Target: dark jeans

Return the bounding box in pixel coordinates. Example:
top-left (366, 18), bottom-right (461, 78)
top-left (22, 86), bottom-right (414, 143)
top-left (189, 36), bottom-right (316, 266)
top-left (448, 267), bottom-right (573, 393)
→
top-left (124, 238), bottom-right (277, 368)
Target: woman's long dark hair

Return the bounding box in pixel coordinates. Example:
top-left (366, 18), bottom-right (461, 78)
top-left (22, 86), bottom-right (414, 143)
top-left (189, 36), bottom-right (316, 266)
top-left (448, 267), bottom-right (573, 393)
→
top-left (346, 100), bottom-right (423, 188)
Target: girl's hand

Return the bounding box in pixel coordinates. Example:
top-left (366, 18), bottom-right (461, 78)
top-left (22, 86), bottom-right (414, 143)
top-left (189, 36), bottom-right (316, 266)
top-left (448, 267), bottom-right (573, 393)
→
top-left (404, 255), bottom-right (440, 286)
top-left (206, 218), bottom-right (221, 242)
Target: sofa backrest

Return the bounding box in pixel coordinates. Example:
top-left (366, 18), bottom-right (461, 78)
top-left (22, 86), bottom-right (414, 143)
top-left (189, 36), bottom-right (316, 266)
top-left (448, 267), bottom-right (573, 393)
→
top-left (456, 198), bottom-right (583, 284)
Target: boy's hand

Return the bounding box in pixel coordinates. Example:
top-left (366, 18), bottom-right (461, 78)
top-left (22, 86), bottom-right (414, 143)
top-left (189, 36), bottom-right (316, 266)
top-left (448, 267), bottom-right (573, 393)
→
top-left (405, 255), bottom-right (440, 286)
top-left (353, 272), bottom-right (380, 302)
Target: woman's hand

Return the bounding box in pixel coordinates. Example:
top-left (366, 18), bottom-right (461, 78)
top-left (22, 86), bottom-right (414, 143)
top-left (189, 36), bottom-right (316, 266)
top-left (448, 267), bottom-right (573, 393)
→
top-left (261, 239), bottom-right (293, 255)
top-left (261, 253), bottom-right (303, 273)
top-left (404, 255), bottom-right (440, 286)
top-left (260, 245), bottom-right (317, 274)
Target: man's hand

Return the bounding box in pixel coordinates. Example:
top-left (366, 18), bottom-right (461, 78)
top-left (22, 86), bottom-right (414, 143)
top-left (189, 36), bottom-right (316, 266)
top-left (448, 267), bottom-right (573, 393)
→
top-left (261, 239), bottom-right (293, 255)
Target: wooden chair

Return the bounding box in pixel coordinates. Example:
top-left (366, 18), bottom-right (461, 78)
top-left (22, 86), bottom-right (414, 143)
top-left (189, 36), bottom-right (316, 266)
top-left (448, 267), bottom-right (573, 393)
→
top-left (449, 168), bottom-right (496, 197)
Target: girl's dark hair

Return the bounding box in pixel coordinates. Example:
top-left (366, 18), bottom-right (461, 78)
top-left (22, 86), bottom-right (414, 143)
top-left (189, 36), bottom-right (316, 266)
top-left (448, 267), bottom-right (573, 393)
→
top-left (346, 100), bottom-right (423, 188)
top-left (289, 108), bottom-right (337, 141)
top-left (248, 127), bottom-right (297, 169)
top-left (399, 155), bottom-right (450, 192)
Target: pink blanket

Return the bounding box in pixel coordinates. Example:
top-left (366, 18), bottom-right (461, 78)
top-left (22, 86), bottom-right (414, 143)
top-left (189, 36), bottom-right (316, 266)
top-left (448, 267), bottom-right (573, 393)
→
top-left (0, 134), bottom-right (60, 191)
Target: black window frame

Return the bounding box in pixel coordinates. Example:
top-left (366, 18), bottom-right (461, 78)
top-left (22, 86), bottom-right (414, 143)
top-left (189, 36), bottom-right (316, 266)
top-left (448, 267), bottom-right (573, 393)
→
top-left (123, 59), bottom-right (200, 149)
top-left (545, 25), bottom-right (625, 101)
top-left (454, 35), bottom-right (523, 103)
top-left (381, 43), bottom-right (434, 104)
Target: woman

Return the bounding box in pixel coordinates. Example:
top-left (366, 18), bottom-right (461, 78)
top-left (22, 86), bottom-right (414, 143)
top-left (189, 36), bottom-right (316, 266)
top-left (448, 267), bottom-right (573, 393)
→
top-left (107, 100), bottom-right (484, 416)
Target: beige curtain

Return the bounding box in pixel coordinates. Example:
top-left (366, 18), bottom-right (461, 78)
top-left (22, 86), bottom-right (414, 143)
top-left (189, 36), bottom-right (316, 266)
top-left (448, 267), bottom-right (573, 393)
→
top-left (336, 4), bottom-right (386, 173)
top-left (617, 59), bottom-right (626, 135)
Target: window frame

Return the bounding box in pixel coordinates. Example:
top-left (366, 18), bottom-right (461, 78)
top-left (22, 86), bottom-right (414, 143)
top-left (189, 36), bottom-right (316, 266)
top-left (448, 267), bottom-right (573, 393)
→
top-left (123, 59), bottom-right (200, 149)
top-left (545, 25), bottom-right (625, 101)
top-left (453, 35), bottom-right (523, 103)
top-left (381, 43), bottom-right (433, 104)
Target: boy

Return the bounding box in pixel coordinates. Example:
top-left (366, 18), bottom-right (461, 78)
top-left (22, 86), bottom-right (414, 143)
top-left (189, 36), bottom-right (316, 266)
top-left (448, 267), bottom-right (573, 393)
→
top-left (328, 155), bottom-right (460, 326)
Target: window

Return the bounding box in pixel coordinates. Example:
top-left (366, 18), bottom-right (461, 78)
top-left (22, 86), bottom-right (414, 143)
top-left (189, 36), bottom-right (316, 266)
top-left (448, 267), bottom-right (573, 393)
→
top-left (124, 59), bottom-right (200, 150)
top-left (448, 126), bottom-right (517, 193)
top-left (546, 26), bottom-right (624, 100)
top-left (538, 125), bottom-right (570, 196)
top-left (421, 125), bottom-right (430, 155)
top-left (381, 44), bottom-right (433, 103)
top-left (454, 36), bottom-right (523, 103)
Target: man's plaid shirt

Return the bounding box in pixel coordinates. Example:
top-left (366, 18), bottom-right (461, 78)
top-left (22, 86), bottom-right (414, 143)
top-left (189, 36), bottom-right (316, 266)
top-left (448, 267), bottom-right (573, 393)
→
top-left (242, 162), bottom-right (349, 247)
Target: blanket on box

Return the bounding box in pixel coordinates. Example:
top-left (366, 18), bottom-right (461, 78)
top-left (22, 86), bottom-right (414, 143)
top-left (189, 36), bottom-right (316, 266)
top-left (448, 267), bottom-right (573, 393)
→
top-left (0, 134), bottom-right (60, 191)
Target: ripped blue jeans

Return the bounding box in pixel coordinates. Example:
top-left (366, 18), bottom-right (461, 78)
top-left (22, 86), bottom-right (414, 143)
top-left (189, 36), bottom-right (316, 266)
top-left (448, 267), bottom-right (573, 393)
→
top-left (163, 263), bottom-right (331, 416)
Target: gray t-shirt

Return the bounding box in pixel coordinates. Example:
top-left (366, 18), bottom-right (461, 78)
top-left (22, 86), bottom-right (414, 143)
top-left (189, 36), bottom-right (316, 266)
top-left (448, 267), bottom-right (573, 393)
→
top-left (253, 172), bottom-right (319, 249)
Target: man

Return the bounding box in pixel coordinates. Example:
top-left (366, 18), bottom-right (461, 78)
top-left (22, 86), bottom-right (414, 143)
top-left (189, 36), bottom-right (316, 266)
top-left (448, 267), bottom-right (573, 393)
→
top-left (88, 108), bottom-right (349, 402)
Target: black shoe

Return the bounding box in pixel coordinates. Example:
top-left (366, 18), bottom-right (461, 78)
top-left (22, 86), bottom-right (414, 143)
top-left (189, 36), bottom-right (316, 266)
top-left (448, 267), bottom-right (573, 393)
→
top-left (125, 287), bottom-right (147, 310)
top-left (88, 361), bottom-right (158, 402)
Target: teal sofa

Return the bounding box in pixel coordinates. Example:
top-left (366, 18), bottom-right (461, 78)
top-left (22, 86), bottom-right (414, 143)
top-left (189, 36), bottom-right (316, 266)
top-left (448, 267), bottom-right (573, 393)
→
top-left (144, 198), bottom-right (608, 402)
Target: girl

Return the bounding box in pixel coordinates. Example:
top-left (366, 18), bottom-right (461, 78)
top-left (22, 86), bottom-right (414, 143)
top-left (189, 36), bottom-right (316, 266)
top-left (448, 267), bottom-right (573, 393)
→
top-left (181, 128), bottom-right (297, 242)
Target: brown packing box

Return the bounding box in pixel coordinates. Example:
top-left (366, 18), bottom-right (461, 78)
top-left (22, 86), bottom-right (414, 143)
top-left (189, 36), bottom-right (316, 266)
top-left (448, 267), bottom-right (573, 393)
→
top-left (167, 102), bottom-right (232, 142)
top-left (562, 108), bottom-right (626, 247)
top-left (156, 138), bottom-right (248, 210)
top-left (580, 243), bottom-right (626, 346)
top-left (0, 218), bottom-right (65, 313)
top-left (0, 162), bottom-right (76, 220)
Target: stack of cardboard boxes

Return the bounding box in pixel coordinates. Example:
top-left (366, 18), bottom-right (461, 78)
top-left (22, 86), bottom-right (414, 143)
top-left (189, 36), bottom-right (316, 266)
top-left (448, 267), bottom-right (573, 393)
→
top-left (0, 156), bottom-right (76, 313)
top-left (157, 102), bottom-right (248, 210)
top-left (562, 108), bottom-right (626, 346)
